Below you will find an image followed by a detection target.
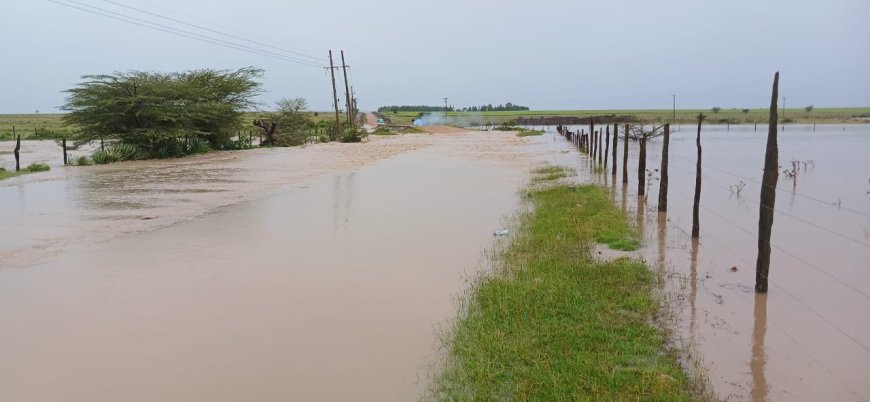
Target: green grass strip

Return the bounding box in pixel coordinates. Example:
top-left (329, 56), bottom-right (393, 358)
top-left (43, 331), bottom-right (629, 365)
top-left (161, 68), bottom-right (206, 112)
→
top-left (435, 184), bottom-right (694, 401)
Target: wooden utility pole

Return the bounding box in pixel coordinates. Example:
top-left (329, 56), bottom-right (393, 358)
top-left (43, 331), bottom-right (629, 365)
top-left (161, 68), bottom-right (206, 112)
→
top-left (328, 50), bottom-right (341, 139)
top-left (755, 72), bottom-right (780, 293)
top-left (611, 123), bottom-right (617, 176)
top-left (62, 138), bottom-right (68, 165)
top-left (340, 50), bottom-right (353, 128)
top-left (658, 123), bottom-right (670, 212)
top-left (622, 124), bottom-right (629, 184)
top-left (692, 114), bottom-right (705, 238)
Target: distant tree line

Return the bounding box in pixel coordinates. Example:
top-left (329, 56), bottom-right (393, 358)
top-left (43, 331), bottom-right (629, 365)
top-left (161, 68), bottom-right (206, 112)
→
top-left (378, 105), bottom-right (453, 113)
top-left (378, 102), bottom-right (530, 113)
top-left (459, 103), bottom-right (529, 112)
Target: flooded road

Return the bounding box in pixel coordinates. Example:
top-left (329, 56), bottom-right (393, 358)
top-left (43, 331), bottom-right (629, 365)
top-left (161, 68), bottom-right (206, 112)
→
top-left (0, 131), bottom-right (557, 401)
top-left (560, 124), bottom-right (870, 401)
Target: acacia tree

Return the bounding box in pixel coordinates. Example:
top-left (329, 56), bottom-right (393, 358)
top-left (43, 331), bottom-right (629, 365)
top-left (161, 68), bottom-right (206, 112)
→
top-left (62, 67), bottom-right (263, 153)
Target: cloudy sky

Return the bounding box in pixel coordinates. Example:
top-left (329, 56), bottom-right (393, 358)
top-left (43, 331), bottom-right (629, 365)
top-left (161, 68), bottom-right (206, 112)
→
top-left (1, 0), bottom-right (868, 113)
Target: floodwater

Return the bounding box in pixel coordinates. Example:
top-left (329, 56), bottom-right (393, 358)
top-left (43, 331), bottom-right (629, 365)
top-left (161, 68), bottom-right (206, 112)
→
top-left (558, 124), bottom-right (870, 401)
top-left (0, 131), bottom-right (559, 401)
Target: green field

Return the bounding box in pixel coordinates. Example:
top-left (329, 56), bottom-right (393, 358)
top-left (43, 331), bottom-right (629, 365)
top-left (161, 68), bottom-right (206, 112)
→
top-left (379, 107), bottom-right (870, 126)
top-left (0, 112), bottom-right (339, 141)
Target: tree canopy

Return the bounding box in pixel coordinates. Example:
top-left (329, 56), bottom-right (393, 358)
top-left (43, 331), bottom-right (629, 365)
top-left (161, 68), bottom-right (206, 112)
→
top-left (62, 67), bottom-right (263, 151)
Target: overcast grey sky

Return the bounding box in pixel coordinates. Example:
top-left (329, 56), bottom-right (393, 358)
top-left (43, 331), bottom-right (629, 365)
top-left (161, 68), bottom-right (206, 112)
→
top-left (1, 0), bottom-right (868, 113)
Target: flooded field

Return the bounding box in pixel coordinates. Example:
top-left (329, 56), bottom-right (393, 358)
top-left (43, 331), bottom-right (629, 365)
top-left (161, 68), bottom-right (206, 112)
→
top-left (2, 125), bottom-right (867, 401)
top-left (557, 124), bottom-right (870, 401)
top-left (0, 130), bottom-right (562, 401)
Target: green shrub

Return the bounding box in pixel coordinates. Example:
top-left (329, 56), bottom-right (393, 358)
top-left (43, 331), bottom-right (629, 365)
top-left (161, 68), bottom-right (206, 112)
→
top-left (72, 155), bottom-right (92, 166)
top-left (24, 163), bottom-right (50, 172)
top-left (339, 127), bottom-right (365, 143)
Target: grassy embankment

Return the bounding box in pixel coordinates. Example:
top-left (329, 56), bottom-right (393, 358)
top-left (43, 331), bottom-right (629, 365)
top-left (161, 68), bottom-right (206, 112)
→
top-left (435, 166), bottom-right (697, 400)
top-left (381, 107), bottom-right (870, 126)
top-left (0, 163), bottom-right (50, 181)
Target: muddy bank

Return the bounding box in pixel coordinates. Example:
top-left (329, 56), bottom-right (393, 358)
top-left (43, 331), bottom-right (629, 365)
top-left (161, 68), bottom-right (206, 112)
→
top-left (0, 130), bottom-right (566, 401)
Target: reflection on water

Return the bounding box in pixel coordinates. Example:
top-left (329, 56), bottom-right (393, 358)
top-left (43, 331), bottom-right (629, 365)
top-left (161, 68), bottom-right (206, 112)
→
top-left (751, 293), bottom-right (770, 402)
top-left (689, 238), bottom-right (699, 337)
top-left (0, 130), bottom-right (564, 401)
top-left (331, 173), bottom-right (356, 230)
top-left (657, 212), bottom-right (667, 274)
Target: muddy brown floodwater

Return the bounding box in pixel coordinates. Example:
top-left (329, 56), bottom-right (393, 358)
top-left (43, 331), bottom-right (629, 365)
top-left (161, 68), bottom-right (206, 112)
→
top-left (559, 124), bottom-right (870, 401)
top-left (0, 129), bottom-right (567, 401)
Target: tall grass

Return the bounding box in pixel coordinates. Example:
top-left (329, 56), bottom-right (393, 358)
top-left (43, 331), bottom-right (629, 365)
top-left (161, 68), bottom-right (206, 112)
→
top-left (433, 181), bottom-right (695, 400)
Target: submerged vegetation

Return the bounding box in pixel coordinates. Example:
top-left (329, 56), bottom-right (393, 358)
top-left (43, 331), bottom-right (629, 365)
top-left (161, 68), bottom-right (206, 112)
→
top-left (0, 163), bottom-right (51, 181)
top-left (434, 177), bottom-right (692, 400)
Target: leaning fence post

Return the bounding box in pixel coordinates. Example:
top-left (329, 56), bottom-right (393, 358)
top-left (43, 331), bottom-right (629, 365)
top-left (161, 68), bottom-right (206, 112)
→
top-left (637, 128), bottom-right (647, 196)
top-left (604, 125), bottom-right (610, 169)
top-left (611, 123), bottom-right (618, 176)
top-left (658, 124), bottom-right (670, 212)
top-left (755, 72), bottom-right (780, 293)
top-left (622, 124), bottom-right (629, 184)
top-left (62, 138), bottom-right (68, 165)
top-left (13, 127), bottom-right (21, 172)
top-left (692, 114), bottom-right (705, 238)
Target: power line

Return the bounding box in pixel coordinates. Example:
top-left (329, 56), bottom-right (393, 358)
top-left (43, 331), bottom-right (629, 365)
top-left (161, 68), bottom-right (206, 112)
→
top-left (48, 0), bottom-right (324, 68)
top-left (99, 0), bottom-right (327, 63)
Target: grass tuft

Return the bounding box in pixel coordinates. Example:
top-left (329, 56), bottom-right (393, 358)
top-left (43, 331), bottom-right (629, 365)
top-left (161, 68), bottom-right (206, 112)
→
top-left (531, 165), bottom-right (574, 183)
top-left (434, 183), bottom-right (693, 400)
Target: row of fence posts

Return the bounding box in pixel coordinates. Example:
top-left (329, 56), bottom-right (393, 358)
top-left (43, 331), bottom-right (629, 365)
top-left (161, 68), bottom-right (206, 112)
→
top-left (555, 73), bottom-right (780, 293)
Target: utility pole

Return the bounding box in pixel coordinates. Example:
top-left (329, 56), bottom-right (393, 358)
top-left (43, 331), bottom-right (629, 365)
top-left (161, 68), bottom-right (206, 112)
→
top-left (328, 50), bottom-right (341, 139)
top-left (671, 94), bottom-right (676, 123)
top-left (443, 97), bottom-right (449, 111)
top-left (341, 50), bottom-right (353, 128)
top-left (350, 86), bottom-right (356, 125)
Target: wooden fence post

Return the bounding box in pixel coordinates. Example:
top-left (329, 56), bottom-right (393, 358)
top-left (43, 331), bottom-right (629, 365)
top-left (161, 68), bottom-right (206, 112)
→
top-left (592, 130), bottom-right (597, 160)
top-left (658, 124), bottom-right (670, 212)
top-left (604, 125), bottom-right (610, 169)
top-left (611, 123), bottom-right (618, 176)
top-left (598, 129), bottom-right (603, 165)
top-left (692, 114), bottom-right (705, 238)
top-left (62, 138), bottom-right (68, 165)
top-left (755, 72), bottom-right (780, 293)
top-left (589, 118), bottom-right (595, 155)
top-left (637, 128), bottom-right (646, 196)
top-left (13, 127), bottom-right (20, 172)
top-left (622, 124), bottom-right (629, 184)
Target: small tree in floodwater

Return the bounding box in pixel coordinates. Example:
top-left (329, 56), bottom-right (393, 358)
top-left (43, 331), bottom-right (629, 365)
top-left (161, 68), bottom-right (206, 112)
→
top-left (62, 68), bottom-right (263, 154)
top-left (255, 98), bottom-right (314, 146)
top-left (805, 105), bottom-right (814, 115)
